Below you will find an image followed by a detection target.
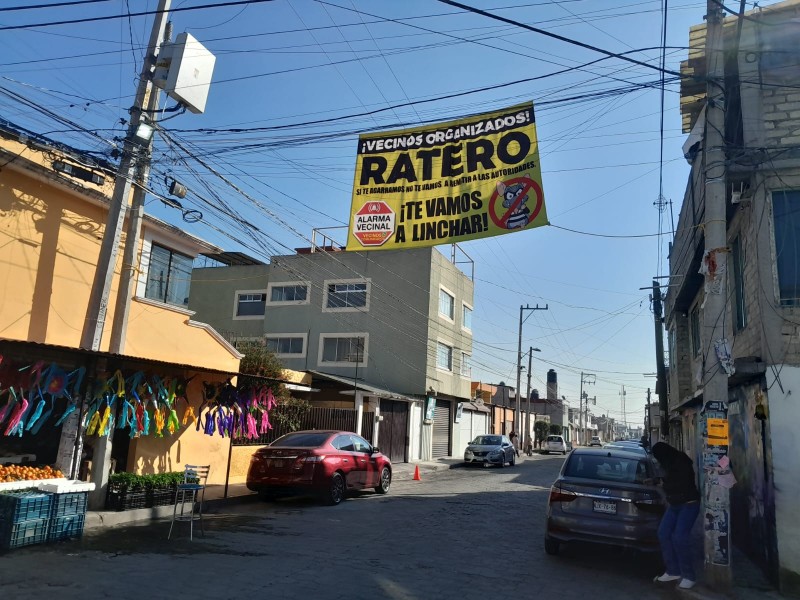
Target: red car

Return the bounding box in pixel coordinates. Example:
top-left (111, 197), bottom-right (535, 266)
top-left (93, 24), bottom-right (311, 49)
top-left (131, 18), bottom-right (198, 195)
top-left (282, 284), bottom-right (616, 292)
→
top-left (246, 430), bottom-right (392, 505)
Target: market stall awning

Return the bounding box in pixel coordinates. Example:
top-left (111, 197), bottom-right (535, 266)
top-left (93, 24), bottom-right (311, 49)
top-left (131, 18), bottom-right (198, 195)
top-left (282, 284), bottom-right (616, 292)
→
top-left (307, 370), bottom-right (417, 403)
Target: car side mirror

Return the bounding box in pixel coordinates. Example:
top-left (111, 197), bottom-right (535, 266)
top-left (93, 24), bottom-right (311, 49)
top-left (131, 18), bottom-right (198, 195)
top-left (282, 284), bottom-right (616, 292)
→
top-left (502, 443), bottom-right (510, 447)
top-left (371, 446), bottom-right (380, 454)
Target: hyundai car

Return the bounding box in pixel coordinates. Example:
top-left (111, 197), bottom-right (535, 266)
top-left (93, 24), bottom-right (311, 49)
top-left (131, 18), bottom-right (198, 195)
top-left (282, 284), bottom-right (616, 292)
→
top-left (544, 447), bottom-right (665, 555)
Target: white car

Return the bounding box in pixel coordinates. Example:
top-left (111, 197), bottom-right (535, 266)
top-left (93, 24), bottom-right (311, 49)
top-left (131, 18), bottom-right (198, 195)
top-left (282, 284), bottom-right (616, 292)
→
top-left (589, 436), bottom-right (602, 447)
top-left (544, 435), bottom-right (568, 455)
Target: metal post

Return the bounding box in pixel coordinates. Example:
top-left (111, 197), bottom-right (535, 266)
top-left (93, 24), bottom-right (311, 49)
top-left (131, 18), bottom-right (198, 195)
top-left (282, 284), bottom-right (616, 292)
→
top-left (702, 0), bottom-right (732, 587)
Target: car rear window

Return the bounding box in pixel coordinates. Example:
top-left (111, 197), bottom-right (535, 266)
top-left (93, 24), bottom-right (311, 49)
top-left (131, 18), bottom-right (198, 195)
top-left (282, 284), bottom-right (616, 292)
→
top-left (271, 432), bottom-right (331, 447)
top-left (564, 454), bottom-right (651, 483)
top-left (547, 436), bottom-right (562, 442)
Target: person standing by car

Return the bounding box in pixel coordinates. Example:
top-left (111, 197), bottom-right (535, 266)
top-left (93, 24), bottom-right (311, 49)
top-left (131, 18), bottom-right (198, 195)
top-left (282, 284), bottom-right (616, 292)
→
top-left (509, 431), bottom-right (520, 457)
top-left (650, 442), bottom-right (701, 590)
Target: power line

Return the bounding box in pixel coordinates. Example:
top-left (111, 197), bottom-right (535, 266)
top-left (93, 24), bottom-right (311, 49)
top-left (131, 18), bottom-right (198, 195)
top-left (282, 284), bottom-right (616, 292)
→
top-left (0, 0), bottom-right (276, 31)
top-left (435, 0), bottom-right (684, 78)
top-left (0, 0), bottom-right (110, 11)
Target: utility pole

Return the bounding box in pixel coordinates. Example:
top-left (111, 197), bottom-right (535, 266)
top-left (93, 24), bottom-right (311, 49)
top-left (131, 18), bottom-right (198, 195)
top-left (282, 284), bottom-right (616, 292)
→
top-left (524, 347), bottom-right (536, 453)
top-left (515, 304), bottom-right (547, 443)
top-left (81, 0), bottom-right (172, 510)
top-left (578, 372), bottom-right (595, 445)
top-left (652, 280), bottom-right (669, 438)
top-left (80, 0), bottom-right (172, 352)
top-left (701, 0), bottom-right (732, 588)
top-left (109, 22), bottom-right (172, 354)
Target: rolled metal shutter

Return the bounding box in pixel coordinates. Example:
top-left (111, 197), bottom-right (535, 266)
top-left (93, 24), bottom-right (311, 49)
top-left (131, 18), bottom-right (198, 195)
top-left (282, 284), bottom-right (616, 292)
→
top-left (432, 400), bottom-right (451, 457)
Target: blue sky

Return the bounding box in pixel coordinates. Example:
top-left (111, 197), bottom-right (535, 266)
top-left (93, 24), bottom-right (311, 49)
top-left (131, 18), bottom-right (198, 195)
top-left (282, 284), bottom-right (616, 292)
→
top-left (1, 0), bottom-right (779, 428)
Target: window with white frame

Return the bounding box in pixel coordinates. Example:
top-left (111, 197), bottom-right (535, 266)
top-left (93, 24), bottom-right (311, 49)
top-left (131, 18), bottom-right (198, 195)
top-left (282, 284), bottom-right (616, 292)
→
top-left (323, 280), bottom-right (369, 312)
top-left (267, 281), bottom-right (309, 305)
top-left (266, 334), bottom-right (306, 357)
top-left (462, 303), bottom-right (473, 331)
top-left (772, 191), bottom-right (800, 306)
top-left (437, 341), bottom-right (453, 371)
top-left (461, 352), bottom-right (472, 377)
top-left (319, 334), bottom-right (367, 366)
top-left (439, 287), bottom-right (455, 320)
top-left (234, 291), bottom-right (267, 318)
top-left (145, 243), bottom-right (193, 307)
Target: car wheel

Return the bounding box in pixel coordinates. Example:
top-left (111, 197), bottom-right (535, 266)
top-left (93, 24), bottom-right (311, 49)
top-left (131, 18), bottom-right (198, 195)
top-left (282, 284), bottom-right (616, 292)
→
top-left (510, 453), bottom-right (516, 466)
top-left (325, 472), bottom-right (346, 506)
top-left (374, 467), bottom-right (391, 494)
top-left (498, 455), bottom-right (505, 468)
top-left (258, 491), bottom-right (276, 502)
top-left (544, 536), bottom-right (561, 556)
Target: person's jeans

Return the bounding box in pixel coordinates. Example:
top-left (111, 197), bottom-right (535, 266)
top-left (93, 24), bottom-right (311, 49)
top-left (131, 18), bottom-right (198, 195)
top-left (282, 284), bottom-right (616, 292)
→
top-left (658, 501), bottom-right (700, 581)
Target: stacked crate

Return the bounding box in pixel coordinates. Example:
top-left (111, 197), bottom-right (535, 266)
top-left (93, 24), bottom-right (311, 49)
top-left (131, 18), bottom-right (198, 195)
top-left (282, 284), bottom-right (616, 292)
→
top-left (0, 490), bottom-right (53, 551)
top-left (47, 491), bottom-right (87, 542)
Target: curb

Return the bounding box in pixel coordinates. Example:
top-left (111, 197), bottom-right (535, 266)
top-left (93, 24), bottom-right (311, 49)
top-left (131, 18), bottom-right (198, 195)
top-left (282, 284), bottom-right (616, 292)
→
top-left (84, 492), bottom-right (261, 530)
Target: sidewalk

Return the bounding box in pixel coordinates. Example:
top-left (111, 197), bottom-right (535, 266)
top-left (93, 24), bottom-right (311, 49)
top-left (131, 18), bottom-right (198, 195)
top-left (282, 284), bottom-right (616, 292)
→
top-left (85, 457), bottom-right (461, 530)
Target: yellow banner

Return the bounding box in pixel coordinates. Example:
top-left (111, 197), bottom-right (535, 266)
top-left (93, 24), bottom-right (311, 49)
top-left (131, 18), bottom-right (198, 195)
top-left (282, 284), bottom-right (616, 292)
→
top-left (346, 102), bottom-right (547, 251)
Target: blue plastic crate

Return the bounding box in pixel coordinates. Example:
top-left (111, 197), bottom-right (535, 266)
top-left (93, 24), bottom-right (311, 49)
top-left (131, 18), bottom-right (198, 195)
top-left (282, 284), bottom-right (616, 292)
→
top-left (0, 518), bottom-right (49, 550)
top-left (50, 492), bottom-right (88, 518)
top-left (0, 490), bottom-right (53, 524)
top-left (47, 514), bottom-right (85, 542)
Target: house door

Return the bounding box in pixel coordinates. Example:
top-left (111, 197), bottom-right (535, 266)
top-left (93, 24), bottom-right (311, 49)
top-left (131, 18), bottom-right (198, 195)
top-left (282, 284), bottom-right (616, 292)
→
top-left (432, 400), bottom-right (451, 458)
top-left (379, 399), bottom-right (408, 463)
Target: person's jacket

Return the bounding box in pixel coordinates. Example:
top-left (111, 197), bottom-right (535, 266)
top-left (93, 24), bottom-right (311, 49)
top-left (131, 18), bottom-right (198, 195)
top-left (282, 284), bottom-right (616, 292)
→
top-left (651, 443), bottom-right (700, 505)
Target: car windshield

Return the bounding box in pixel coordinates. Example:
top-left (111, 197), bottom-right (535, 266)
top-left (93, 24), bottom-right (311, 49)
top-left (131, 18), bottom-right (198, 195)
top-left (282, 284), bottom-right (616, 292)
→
top-left (271, 432), bottom-right (331, 447)
top-left (564, 454), bottom-right (651, 483)
top-left (472, 436), bottom-right (501, 446)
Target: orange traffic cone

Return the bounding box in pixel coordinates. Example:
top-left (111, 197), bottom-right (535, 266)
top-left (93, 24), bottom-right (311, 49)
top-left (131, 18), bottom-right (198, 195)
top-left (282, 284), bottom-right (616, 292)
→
top-left (412, 465), bottom-right (421, 481)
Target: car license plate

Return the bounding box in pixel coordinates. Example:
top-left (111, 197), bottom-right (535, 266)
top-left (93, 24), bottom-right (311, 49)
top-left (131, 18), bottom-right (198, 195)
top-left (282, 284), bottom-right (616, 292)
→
top-left (273, 459), bottom-right (283, 468)
top-left (593, 500), bottom-right (617, 514)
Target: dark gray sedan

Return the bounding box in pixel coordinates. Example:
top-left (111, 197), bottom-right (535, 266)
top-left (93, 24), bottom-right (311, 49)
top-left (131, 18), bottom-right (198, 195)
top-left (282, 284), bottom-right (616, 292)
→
top-left (544, 447), bottom-right (665, 555)
top-left (463, 435), bottom-right (516, 467)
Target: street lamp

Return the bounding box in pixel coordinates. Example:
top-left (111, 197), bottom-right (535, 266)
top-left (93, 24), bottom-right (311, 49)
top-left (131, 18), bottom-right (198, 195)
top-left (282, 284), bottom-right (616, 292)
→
top-left (515, 304), bottom-right (547, 443)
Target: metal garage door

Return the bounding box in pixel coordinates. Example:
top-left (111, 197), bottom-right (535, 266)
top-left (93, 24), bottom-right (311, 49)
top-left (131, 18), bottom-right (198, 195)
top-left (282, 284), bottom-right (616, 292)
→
top-left (379, 399), bottom-right (409, 463)
top-left (432, 400), bottom-right (451, 457)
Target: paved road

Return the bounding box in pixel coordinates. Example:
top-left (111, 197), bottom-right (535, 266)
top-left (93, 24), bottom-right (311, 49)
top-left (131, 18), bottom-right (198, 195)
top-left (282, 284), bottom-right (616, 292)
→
top-left (0, 456), bottom-right (709, 599)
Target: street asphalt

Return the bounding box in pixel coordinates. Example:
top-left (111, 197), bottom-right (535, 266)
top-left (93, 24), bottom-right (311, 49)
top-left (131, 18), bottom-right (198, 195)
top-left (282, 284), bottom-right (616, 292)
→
top-left (0, 453), bottom-right (783, 600)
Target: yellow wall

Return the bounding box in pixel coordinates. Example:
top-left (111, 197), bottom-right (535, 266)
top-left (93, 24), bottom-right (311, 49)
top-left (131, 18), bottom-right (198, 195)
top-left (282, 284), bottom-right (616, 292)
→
top-left (0, 139), bottom-right (239, 374)
top-left (126, 376), bottom-right (232, 486)
top-left (229, 444), bottom-right (266, 483)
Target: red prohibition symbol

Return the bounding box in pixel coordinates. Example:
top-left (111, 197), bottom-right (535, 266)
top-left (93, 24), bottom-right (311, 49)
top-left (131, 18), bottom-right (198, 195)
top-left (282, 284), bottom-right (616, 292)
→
top-left (488, 175), bottom-right (544, 230)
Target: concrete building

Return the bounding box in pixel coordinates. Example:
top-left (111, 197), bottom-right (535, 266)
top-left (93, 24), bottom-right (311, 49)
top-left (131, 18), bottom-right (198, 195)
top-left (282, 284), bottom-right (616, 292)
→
top-left (665, 1), bottom-right (800, 591)
top-left (190, 243), bottom-right (475, 463)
